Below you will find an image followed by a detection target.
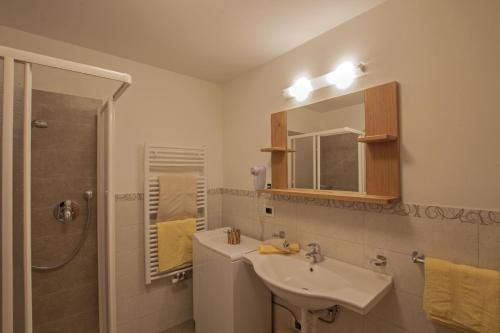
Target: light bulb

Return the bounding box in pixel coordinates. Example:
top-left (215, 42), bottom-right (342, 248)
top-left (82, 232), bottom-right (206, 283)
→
top-left (289, 77), bottom-right (313, 102)
top-left (326, 61), bottom-right (356, 89)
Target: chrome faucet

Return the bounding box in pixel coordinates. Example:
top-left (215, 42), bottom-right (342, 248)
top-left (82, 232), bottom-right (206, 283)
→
top-left (62, 200), bottom-right (73, 222)
top-left (305, 243), bottom-right (324, 264)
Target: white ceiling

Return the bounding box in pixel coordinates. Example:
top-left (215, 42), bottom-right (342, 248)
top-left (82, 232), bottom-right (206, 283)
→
top-left (0, 0), bottom-right (385, 83)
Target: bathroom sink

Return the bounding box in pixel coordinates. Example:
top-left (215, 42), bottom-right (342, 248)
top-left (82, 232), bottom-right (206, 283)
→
top-left (244, 251), bottom-right (392, 313)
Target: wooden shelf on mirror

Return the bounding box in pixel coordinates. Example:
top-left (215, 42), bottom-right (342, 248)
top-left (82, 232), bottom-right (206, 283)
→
top-left (257, 188), bottom-right (399, 204)
top-left (260, 147), bottom-right (296, 153)
top-left (357, 134), bottom-right (397, 143)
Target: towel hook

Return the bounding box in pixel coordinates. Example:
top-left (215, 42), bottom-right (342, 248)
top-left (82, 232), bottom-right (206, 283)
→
top-left (411, 250), bottom-right (425, 264)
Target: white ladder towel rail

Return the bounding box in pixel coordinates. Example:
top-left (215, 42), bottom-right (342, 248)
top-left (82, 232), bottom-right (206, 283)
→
top-left (144, 144), bottom-right (208, 284)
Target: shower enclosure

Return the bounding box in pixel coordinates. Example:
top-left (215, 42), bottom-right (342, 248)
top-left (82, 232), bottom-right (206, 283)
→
top-left (1, 46), bottom-right (131, 333)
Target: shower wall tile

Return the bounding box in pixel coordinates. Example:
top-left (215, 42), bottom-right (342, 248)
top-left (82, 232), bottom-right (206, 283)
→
top-left (31, 200), bottom-right (95, 238)
top-left (31, 147), bottom-right (96, 179)
top-left (31, 176), bottom-right (96, 209)
top-left (162, 320), bottom-right (195, 333)
top-left (31, 119), bottom-right (96, 151)
top-left (28, 90), bottom-right (101, 332)
top-left (32, 252), bottom-right (98, 298)
top-left (33, 310), bottom-right (100, 333)
top-left (32, 282), bottom-right (99, 326)
top-left (31, 229), bottom-right (97, 267)
top-left (32, 90), bottom-right (101, 119)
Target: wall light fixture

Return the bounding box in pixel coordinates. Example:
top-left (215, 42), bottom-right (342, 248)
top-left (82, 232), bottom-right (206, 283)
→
top-left (283, 61), bottom-right (366, 101)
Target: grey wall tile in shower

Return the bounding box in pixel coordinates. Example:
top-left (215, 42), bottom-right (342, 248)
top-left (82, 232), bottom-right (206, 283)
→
top-left (27, 90), bottom-right (102, 333)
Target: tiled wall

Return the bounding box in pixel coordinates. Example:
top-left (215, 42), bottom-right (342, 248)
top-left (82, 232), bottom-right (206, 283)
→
top-left (114, 192), bottom-right (222, 333)
top-left (220, 191), bottom-right (500, 333)
top-left (29, 90), bottom-right (102, 332)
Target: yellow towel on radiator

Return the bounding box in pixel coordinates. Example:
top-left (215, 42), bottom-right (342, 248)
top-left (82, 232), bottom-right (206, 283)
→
top-left (157, 218), bottom-right (196, 272)
top-left (423, 257), bottom-right (500, 333)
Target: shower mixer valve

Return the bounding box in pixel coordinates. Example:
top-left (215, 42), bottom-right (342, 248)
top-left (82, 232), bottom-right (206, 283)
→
top-left (54, 200), bottom-right (80, 223)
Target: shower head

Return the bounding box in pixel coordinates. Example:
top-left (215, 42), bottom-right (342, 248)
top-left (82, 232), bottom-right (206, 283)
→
top-left (32, 120), bottom-right (48, 128)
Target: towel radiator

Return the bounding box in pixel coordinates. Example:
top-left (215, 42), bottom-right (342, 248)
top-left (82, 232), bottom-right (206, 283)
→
top-left (144, 143), bottom-right (208, 284)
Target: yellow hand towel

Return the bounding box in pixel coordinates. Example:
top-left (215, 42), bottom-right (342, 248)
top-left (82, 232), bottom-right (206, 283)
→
top-left (423, 257), bottom-right (500, 333)
top-left (259, 239), bottom-right (300, 254)
top-left (157, 218), bottom-right (196, 272)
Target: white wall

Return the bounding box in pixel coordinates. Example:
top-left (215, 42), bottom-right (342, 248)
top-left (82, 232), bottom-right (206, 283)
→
top-left (0, 26), bottom-right (224, 193)
top-left (222, 0), bottom-right (500, 210)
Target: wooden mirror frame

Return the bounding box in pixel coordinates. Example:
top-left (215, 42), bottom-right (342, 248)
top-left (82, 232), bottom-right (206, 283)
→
top-left (259, 81), bottom-right (400, 204)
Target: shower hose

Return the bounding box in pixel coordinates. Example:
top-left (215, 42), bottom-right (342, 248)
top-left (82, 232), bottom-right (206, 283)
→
top-left (32, 196), bottom-right (93, 271)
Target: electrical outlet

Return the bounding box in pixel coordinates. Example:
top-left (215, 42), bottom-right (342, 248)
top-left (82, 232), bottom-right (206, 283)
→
top-left (263, 205), bottom-right (274, 217)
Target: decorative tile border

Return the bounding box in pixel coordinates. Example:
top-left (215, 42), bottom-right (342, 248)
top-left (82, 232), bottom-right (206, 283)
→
top-left (220, 188), bottom-right (500, 226)
top-left (116, 188), bottom-right (222, 201)
top-left (208, 188), bottom-right (223, 195)
top-left (115, 193), bottom-right (143, 201)
top-left (116, 188), bottom-right (500, 225)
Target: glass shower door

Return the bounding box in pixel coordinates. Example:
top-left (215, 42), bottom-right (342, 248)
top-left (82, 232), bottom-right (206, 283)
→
top-left (290, 135), bottom-right (316, 189)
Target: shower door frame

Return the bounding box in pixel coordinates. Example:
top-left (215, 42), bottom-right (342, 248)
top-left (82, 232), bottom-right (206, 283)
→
top-left (0, 46), bottom-right (131, 333)
top-left (288, 127), bottom-right (366, 192)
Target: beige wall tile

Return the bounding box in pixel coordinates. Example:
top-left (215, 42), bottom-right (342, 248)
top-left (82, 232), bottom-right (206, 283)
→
top-left (478, 223), bottom-right (500, 271)
top-left (165, 281), bottom-right (194, 328)
top-left (121, 289), bottom-right (165, 324)
top-left (222, 215), bottom-right (261, 240)
top-left (298, 231), bottom-right (364, 266)
top-left (316, 308), bottom-right (364, 333)
top-left (364, 213), bottom-right (478, 265)
top-left (368, 289), bottom-right (437, 333)
top-left (259, 198), bottom-right (297, 227)
top-left (116, 199), bottom-right (144, 227)
top-left (297, 204), bottom-right (364, 244)
top-left (262, 222), bottom-right (298, 243)
top-left (273, 304), bottom-right (295, 331)
top-left (363, 317), bottom-right (408, 333)
top-left (116, 223), bottom-right (144, 253)
top-left (116, 247), bottom-right (144, 279)
top-left (363, 246), bottom-right (425, 297)
top-left (208, 193), bottom-right (222, 230)
top-left (116, 265), bottom-right (149, 300)
top-left (222, 194), bottom-right (258, 220)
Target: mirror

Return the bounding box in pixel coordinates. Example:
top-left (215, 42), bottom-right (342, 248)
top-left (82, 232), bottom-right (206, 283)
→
top-left (287, 91), bottom-right (365, 192)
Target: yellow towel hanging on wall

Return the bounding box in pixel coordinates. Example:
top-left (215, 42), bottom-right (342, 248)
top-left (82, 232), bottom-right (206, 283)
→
top-left (423, 257), bottom-right (500, 333)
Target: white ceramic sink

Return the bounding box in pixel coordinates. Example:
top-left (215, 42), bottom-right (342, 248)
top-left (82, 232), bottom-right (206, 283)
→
top-left (244, 251), bottom-right (392, 313)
